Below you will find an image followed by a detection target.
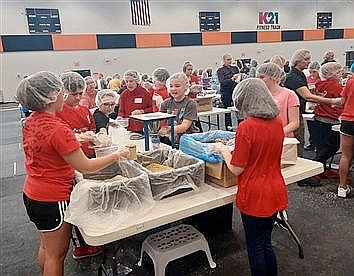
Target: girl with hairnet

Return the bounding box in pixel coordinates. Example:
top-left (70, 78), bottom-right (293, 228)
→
top-left (257, 63), bottom-right (300, 137)
top-left (118, 70), bottom-right (153, 133)
top-left (16, 71), bottom-right (129, 276)
top-left (212, 78), bottom-right (288, 276)
top-left (93, 89), bottom-right (120, 133)
top-left (313, 62), bottom-right (344, 180)
top-left (148, 67), bottom-right (170, 112)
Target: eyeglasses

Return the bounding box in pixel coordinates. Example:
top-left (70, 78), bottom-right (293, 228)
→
top-left (102, 102), bottom-right (116, 107)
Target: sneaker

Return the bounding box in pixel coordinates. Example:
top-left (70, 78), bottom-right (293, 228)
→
top-left (73, 245), bottom-right (103, 260)
top-left (337, 186), bottom-right (351, 198)
top-left (322, 169), bottom-right (339, 179)
top-left (297, 177), bottom-right (321, 187)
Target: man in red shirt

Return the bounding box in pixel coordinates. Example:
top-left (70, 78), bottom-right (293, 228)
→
top-left (212, 78), bottom-right (287, 276)
top-left (118, 70), bottom-right (153, 133)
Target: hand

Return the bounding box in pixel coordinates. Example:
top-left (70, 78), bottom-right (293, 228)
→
top-left (75, 131), bottom-right (95, 142)
top-left (331, 97), bottom-right (343, 105)
top-left (159, 126), bottom-right (170, 136)
top-left (190, 84), bottom-right (203, 93)
top-left (131, 109), bottom-right (144, 115)
top-left (210, 143), bottom-right (229, 155)
top-left (109, 120), bottom-right (120, 128)
top-left (113, 148), bottom-right (130, 160)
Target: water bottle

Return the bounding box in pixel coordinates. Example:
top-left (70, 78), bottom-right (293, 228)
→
top-left (151, 133), bottom-right (160, 150)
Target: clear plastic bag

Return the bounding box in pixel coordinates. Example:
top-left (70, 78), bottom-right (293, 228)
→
top-left (65, 161), bottom-right (154, 233)
top-left (179, 130), bottom-right (235, 163)
top-left (135, 148), bottom-right (205, 200)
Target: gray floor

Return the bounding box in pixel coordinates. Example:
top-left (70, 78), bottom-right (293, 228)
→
top-left (1, 104), bottom-right (353, 276)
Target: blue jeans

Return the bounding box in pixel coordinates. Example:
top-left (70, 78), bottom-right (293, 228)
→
top-left (241, 212), bottom-right (278, 276)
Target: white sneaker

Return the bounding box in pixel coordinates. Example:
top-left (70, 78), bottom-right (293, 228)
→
top-left (337, 186), bottom-right (351, 198)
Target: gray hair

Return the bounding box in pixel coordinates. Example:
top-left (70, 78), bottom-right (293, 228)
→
top-left (323, 50), bottom-right (335, 60)
top-left (112, 73), bottom-right (120, 79)
top-left (257, 62), bottom-right (285, 84)
top-left (308, 61), bottom-right (320, 70)
top-left (16, 71), bottom-right (63, 111)
top-left (95, 89), bottom-right (119, 107)
top-left (152, 67), bottom-right (170, 83)
top-left (222, 53), bottom-right (232, 62)
top-left (60, 72), bottom-right (86, 94)
top-left (232, 78), bottom-right (279, 119)
top-left (123, 70), bottom-right (140, 82)
top-left (166, 72), bottom-right (189, 94)
top-left (270, 55), bottom-right (285, 68)
top-left (320, 62), bottom-right (342, 80)
top-left (250, 59), bottom-right (258, 67)
top-left (290, 49), bottom-right (311, 67)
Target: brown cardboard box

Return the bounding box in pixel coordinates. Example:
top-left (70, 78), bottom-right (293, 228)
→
top-left (281, 138), bottom-right (299, 165)
top-left (195, 95), bottom-right (214, 112)
top-left (205, 161), bottom-right (237, 187)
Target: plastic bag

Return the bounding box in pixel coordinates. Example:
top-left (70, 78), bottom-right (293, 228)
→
top-left (65, 161), bottom-right (154, 234)
top-left (179, 130), bottom-right (235, 163)
top-left (135, 148), bottom-right (205, 200)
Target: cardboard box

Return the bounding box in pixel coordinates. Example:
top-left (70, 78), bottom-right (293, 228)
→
top-left (195, 95), bottom-right (214, 112)
top-left (205, 161), bottom-right (237, 187)
top-left (281, 138), bottom-right (299, 166)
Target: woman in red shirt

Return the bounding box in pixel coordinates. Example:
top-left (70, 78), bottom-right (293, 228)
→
top-left (182, 61), bottom-right (202, 98)
top-left (212, 78), bottom-right (288, 276)
top-left (16, 71), bottom-right (129, 276)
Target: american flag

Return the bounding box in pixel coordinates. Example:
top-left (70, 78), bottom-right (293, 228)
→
top-left (130, 0), bottom-right (151, 26)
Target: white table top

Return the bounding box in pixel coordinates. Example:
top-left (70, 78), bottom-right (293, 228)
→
top-left (197, 107), bottom-right (231, 117)
top-left (130, 112), bottom-right (175, 121)
top-left (302, 113), bottom-right (315, 120)
top-left (79, 157), bottom-right (323, 246)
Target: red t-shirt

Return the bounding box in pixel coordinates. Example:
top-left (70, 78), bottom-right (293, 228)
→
top-left (315, 79), bottom-right (343, 120)
top-left (151, 86), bottom-right (169, 112)
top-left (306, 75), bottom-right (321, 94)
top-left (118, 86), bottom-right (153, 132)
top-left (23, 112), bottom-right (81, 201)
top-left (341, 77), bottom-right (354, 121)
top-left (57, 104), bottom-right (96, 157)
top-left (79, 90), bottom-right (97, 109)
top-left (187, 75), bottom-right (200, 99)
top-left (231, 117), bottom-right (288, 217)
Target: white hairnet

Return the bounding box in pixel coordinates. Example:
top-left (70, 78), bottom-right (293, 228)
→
top-left (123, 70), bottom-right (140, 82)
top-left (308, 61), bottom-right (320, 70)
top-left (320, 62), bottom-right (342, 80)
top-left (270, 55), bottom-right (285, 68)
top-left (232, 78), bottom-right (279, 119)
top-left (152, 67), bottom-right (170, 83)
top-left (16, 71), bottom-right (63, 111)
top-left (95, 89), bottom-right (119, 107)
top-left (61, 72), bottom-right (86, 94)
top-left (290, 49), bottom-right (310, 67)
top-left (257, 62), bottom-right (285, 84)
top-left (166, 72), bottom-right (189, 95)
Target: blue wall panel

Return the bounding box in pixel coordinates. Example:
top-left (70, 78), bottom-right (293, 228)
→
top-left (1, 35), bottom-right (53, 52)
top-left (231, 32), bottom-right (257, 43)
top-left (97, 34), bottom-right (136, 49)
top-left (171, 33), bottom-right (202, 47)
top-left (282, 30), bottom-right (303, 41)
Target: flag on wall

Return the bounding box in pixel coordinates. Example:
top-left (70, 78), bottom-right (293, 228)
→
top-left (130, 0), bottom-right (151, 26)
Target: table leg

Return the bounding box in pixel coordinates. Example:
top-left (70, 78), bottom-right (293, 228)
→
top-left (208, 116), bottom-right (211, 131)
top-left (216, 114), bottom-right (220, 130)
top-left (143, 123), bottom-right (150, 151)
top-left (169, 118), bottom-right (175, 148)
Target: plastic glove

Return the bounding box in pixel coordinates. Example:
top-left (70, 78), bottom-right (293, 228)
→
top-left (112, 148), bottom-right (130, 160)
top-left (75, 131), bottom-right (95, 142)
top-left (152, 93), bottom-right (164, 110)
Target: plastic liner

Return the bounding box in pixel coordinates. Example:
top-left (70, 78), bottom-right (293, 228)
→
top-left (135, 148), bottom-right (205, 200)
top-left (179, 130), bottom-right (235, 163)
top-left (65, 161), bottom-right (154, 234)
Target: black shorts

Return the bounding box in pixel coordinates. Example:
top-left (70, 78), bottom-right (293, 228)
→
top-left (340, 120), bottom-right (354, 137)
top-left (23, 193), bottom-right (69, 232)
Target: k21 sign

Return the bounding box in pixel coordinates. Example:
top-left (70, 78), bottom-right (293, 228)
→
top-left (259, 11), bottom-right (279, 24)
top-left (257, 11), bottom-right (280, 30)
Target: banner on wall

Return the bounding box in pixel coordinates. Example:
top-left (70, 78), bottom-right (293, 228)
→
top-left (256, 11), bottom-right (281, 30)
top-left (130, 0), bottom-right (151, 26)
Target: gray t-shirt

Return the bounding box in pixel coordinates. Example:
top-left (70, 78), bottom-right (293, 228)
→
top-left (160, 96), bottom-right (199, 140)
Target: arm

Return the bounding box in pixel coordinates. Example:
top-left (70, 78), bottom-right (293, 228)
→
top-left (284, 106), bottom-right (300, 135)
top-left (174, 119), bottom-right (193, 134)
top-left (212, 144), bottom-right (244, 176)
top-left (296, 86), bottom-right (340, 105)
top-left (63, 147), bottom-right (129, 174)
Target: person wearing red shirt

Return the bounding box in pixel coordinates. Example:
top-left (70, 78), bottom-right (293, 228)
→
top-left (145, 67), bottom-right (170, 112)
top-left (79, 76), bottom-right (98, 109)
top-left (212, 78), bottom-right (288, 276)
top-left (314, 62), bottom-right (344, 179)
top-left (16, 71), bottom-right (129, 276)
top-left (118, 70), bottom-right (153, 133)
top-left (338, 71), bottom-right (354, 197)
top-left (182, 61), bottom-right (202, 99)
top-left (57, 72), bottom-right (96, 158)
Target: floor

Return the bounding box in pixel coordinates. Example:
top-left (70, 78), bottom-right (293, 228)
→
top-left (1, 104), bottom-right (353, 276)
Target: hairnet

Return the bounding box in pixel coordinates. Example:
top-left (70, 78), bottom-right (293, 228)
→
top-left (257, 62), bottom-right (285, 84)
top-left (320, 62), bottom-right (342, 80)
top-left (290, 49), bottom-right (310, 67)
top-left (123, 70), bottom-right (140, 82)
top-left (95, 89), bottom-right (119, 106)
top-left (323, 50), bottom-right (335, 60)
top-left (84, 76), bottom-right (95, 82)
top-left (166, 72), bottom-right (189, 94)
top-left (16, 71), bottom-right (63, 111)
top-left (232, 78), bottom-right (279, 119)
top-left (182, 61), bottom-right (193, 72)
top-left (152, 68), bottom-right (170, 83)
top-left (270, 55), bottom-right (285, 68)
top-left (250, 59), bottom-right (258, 67)
top-left (60, 72), bottom-right (86, 94)
top-left (308, 61), bottom-right (320, 70)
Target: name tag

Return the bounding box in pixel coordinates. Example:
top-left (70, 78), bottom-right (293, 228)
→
top-left (134, 98), bottom-right (142, 104)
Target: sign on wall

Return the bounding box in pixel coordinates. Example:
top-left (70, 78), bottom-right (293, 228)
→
top-left (26, 8), bottom-right (61, 33)
top-left (317, 12), bottom-right (332, 29)
top-left (199, 12), bottom-right (220, 32)
top-left (256, 11), bottom-right (281, 30)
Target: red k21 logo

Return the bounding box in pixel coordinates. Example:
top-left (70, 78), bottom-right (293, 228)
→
top-left (259, 11), bottom-right (279, 24)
